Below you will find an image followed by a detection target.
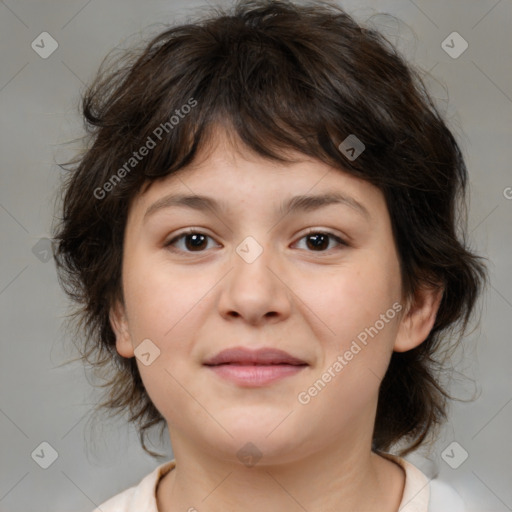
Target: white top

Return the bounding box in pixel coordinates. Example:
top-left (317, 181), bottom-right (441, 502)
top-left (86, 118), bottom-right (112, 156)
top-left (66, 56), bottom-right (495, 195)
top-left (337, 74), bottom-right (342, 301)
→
top-left (92, 454), bottom-right (465, 512)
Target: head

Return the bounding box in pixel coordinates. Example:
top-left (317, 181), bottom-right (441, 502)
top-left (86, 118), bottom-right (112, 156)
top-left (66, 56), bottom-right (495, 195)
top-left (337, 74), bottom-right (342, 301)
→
top-left (53, 0), bottom-right (487, 460)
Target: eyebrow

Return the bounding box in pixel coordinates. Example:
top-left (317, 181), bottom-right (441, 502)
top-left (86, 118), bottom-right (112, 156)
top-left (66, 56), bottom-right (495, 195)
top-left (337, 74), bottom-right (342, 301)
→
top-left (143, 191), bottom-right (370, 222)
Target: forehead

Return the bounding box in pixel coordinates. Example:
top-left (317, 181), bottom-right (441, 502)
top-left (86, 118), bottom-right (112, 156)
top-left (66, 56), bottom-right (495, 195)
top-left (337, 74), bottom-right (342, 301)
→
top-left (130, 127), bottom-right (386, 221)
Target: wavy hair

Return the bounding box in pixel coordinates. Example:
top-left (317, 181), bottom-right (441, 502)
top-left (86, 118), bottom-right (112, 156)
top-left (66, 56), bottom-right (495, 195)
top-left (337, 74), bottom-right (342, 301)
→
top-left (52, 0), bottom-right (487, 458)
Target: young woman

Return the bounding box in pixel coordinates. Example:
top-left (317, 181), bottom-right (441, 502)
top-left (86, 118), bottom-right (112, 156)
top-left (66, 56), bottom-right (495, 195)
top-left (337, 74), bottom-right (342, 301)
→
top-left (53, 1), bottom-right (487, 510)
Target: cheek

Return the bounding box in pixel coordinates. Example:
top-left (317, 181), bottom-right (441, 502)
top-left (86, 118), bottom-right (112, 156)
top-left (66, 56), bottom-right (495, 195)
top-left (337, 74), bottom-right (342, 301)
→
top-left (303, 254), bottom-right (400, 344)
top-left (301, 267), bottom-right (400, 423)
top-left (123, 251), bottom-right (208, 340)
top-left (121, 257), bottom-right (205, 417)
top-left (303, 260), bottom-right (401, 410)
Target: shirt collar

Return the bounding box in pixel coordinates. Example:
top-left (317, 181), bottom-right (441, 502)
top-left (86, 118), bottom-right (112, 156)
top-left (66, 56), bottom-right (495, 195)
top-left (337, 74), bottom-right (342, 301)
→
top-left (380, 452), bottom-right (431, 512)
top-left (128, 454), bottom-right (430, 512)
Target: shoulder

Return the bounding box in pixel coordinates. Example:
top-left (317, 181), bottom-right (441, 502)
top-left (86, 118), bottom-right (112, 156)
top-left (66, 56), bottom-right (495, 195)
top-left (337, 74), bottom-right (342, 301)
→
top-left (377, 452), bottom-right (466, 512)
top-left (90, 460), bottom-right (176, 512)
top-left (428, 479), bottom-right (466, 512)
top-left (91, 485), bottom-right (136, 512)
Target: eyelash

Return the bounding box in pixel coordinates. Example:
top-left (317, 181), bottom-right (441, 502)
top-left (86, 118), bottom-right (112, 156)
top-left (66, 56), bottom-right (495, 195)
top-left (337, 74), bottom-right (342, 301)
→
top-left (164, 228), bottom-right (348, 254)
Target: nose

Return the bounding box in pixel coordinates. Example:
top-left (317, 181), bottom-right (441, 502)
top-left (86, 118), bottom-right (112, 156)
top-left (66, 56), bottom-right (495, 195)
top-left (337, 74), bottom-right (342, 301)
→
top-left (217, 237), bottom-right (292, 326)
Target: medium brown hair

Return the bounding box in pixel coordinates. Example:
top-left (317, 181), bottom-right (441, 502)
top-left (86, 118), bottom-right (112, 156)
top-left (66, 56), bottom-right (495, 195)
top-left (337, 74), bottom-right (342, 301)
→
top-left (52, 0), bottom-right (487, 458)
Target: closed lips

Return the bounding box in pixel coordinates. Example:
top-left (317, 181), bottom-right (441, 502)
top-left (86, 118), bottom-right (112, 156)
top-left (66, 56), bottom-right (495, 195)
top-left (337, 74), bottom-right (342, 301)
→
top-left (203, 347), bottom-right (308, 366)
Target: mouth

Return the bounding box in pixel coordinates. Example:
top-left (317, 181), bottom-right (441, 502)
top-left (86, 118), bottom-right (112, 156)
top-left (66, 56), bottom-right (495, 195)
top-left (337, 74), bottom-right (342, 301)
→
top-left (203, 347), bottom-right (308, 366)
top-left (203, 347), bottom-right (308, 386)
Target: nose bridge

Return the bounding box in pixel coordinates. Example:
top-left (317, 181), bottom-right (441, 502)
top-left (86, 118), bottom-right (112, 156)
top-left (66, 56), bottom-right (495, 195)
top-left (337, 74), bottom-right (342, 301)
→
top-left (231, 234), bottom-right (278, 292)
top-left (235, 234), bottom-right (267, 266)
top-left (219, 232), bottom-right (291, 323)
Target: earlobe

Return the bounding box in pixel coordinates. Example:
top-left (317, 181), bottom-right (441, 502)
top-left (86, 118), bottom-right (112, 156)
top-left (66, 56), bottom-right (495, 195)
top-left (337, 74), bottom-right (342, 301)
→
top-left (109, 300), bottom-right (135, 358)
top-left (393, 283), bottom-right (444, 353)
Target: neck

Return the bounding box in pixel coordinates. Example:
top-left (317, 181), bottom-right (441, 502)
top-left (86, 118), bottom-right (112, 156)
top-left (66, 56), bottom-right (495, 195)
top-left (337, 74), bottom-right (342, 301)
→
top-left (156, 432), bottom-right (405, 512)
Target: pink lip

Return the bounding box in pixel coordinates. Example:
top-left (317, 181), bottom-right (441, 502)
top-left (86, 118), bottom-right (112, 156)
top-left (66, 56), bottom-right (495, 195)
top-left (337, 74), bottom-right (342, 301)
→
top-left (203, 347), bottom-right (308, 387)
top-left (207, 364), bottom-right (306, 386)
top-left (203, 347), bottom-right (307, 366)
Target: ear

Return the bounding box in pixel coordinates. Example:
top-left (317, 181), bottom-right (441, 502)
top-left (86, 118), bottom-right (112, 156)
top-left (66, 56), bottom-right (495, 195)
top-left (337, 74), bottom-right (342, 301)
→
top-left (109, 300), bottom-right (135, 358)
top-left (394, 282), bottom-right (444, 352)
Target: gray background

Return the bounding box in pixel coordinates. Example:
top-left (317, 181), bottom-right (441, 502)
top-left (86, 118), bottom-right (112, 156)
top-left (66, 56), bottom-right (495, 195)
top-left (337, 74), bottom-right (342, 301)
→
top-left (0, 0), bottom-right (511, 510)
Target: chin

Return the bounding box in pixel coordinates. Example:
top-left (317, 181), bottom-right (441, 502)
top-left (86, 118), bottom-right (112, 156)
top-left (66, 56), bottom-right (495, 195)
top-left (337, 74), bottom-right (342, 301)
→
top-left (201, 421), bottom-right (306, 464)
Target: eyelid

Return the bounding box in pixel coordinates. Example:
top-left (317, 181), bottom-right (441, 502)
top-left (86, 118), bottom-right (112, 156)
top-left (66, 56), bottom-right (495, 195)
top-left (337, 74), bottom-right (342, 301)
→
top-left (294, 228), bottom-right (348, 252)
top-left (164, 228), bottom-right (219, 250)
top-left (299, 227), bottom-right (348, 246)
top-left (164, 227), bottom-right (349, 253)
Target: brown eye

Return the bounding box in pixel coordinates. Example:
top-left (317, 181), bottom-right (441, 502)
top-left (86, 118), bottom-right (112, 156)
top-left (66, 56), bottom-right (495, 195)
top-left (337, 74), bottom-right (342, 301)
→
top-left (295, 231), bottom-right (347, 252)
top-left (165, 230), bottom-right (216, 252)
top-left (164, 229), bottom-right (347, 255)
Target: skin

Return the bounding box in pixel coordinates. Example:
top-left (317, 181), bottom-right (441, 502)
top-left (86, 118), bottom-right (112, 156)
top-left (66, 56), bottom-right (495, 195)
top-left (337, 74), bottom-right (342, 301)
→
top-left (110, 127), bottom-right (443, 512)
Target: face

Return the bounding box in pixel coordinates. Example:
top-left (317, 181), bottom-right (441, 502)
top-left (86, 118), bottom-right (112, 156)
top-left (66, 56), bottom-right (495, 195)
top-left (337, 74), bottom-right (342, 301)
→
top-left (110, 130), bottom-right (436, 465)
